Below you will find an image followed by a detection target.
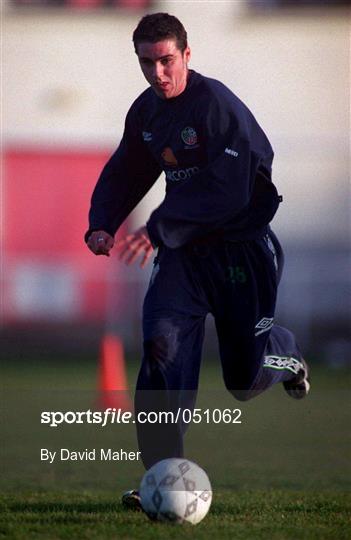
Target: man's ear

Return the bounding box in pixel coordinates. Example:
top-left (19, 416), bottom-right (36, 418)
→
top-left (184, 46), bottom-right (191, 64)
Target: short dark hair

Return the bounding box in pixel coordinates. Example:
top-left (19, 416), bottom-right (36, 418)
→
top-left (133, 13), bottom-right (188, 54)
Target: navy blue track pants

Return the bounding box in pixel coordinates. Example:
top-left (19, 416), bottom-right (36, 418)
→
top-left (135, 230), bottom-right (303, 469)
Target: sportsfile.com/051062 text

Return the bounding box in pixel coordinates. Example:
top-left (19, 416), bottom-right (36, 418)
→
top-left (40, 408), bottom-right (242, 427)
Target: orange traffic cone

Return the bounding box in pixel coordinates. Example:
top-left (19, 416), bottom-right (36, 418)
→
top-left (98, 333), bottom-right (132, 411)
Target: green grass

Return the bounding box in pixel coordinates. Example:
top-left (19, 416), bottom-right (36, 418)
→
top-left (1, 490), bottom-right (349, 540)
top-left (1, 353), bottom-right (350, 538)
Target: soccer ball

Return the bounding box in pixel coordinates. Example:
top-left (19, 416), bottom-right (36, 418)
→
top-left (139, 458), bottom-right (212, 524)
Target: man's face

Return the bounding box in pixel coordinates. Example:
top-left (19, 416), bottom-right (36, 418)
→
top-left (137, 39), bottom-right (191, 100)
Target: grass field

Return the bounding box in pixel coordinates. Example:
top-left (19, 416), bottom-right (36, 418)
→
top-left (1, 351), bottom-right (350, 539)
top-left (1, 489), bottom-right (349, 540)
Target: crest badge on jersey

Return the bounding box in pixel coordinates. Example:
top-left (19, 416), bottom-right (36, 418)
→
top-left (181, 127), bottom-right (197, 146)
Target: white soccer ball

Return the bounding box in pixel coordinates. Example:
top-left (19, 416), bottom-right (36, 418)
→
top-left (139, 458), bottom-right (212, 524)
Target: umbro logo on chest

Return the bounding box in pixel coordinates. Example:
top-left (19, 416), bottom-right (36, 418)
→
top-left (142, 131), bottom-right (152, 142)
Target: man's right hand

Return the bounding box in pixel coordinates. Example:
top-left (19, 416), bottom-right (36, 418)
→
top-left (87, 230), bottom-right (114, 256)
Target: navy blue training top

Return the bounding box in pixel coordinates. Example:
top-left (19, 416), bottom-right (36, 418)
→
top-left (86, 70), bottom-right (281, 248)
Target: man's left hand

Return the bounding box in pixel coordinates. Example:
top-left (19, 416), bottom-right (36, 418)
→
top-left (116, 226), bottom-right (154, 268)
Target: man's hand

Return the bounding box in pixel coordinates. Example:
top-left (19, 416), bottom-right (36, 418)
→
top-left (116, 226), bottom-right (154, 268)
top-left (87, 230), bottom-right (114, 256)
